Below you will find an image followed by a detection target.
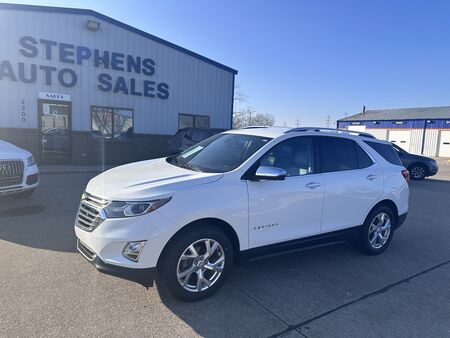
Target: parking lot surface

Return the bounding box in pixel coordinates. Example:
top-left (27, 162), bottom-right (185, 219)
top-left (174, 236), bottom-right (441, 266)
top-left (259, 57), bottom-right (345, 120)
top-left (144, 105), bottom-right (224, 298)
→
top-left (1, 160), bottom-right (450, 337)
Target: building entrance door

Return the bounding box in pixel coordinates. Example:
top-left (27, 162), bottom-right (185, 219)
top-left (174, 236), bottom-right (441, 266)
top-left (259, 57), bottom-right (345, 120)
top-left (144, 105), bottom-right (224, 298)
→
top-left (38, 100), bottom-right (72, 163)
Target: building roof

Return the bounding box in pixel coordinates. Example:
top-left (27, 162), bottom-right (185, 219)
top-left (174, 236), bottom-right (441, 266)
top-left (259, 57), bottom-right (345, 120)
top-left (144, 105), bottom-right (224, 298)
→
top-left (338, 106), bottom-right (450, 122)
top-left (0, 2), bottom-right (238, 75)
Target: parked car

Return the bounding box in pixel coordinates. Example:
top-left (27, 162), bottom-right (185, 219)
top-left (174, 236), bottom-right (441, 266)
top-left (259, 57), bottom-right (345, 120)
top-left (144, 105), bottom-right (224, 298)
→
top-left (391, 143), bottom-right (438, 180)
top-left (75, 127), bottom-right (409, 301)
top-left (0, 140), bottom-right (39, 197)
top-left (167, 127), bottom-right (226, 155)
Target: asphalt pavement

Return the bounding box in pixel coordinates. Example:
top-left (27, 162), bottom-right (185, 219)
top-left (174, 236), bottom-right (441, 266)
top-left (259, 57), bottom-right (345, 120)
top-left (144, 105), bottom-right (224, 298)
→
top-left (0, 163), bottom-right (449, 337)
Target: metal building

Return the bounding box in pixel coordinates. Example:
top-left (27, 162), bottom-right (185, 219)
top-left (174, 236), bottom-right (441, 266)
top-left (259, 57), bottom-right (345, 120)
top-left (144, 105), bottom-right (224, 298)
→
top-left (337, 106), bottom-right (450, 157)
top-left (0, 3), bottom-right (237, 164)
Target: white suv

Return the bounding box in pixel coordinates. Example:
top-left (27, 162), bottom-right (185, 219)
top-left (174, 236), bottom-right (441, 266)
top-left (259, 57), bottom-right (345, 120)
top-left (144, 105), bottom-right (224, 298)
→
top-left (75, 127), bottom-right (409, 301)
top-left (0, 140), bottom-right (39, 197)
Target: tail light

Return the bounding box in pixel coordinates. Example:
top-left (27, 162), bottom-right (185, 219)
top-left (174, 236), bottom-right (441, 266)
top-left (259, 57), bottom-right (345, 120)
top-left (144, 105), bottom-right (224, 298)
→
top-left (401, 169), bottom-right (410, 182)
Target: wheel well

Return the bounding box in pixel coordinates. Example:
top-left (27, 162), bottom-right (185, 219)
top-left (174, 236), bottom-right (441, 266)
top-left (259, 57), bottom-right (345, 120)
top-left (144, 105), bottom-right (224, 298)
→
top-left (370, 199), bottom-right (399, 226)
top-left (407, 162), bottom-right (428, 175)
top-left (157, 218), bottom-right (241, 267)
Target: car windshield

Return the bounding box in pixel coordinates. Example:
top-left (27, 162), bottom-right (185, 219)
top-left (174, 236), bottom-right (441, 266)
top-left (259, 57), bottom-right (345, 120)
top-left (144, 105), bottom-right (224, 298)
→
top-left (167, 133), bottom-right (271, 173)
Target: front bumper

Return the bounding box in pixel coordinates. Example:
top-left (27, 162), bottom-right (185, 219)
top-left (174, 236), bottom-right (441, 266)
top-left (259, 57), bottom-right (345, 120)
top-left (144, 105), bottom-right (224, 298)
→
top-left (0, 163), bottom-right (39, 196)
top-left (77, 239), bottom-right (155, 287)
top-left (428, 165), bottom-right (438, 177)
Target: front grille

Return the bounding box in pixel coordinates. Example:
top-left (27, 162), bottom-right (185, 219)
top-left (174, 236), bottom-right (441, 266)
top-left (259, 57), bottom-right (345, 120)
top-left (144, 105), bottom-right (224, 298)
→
top-left (75, 192), bottom-right (110, 232)
top-left (0, 160), bottom-right (24, 188)
top-left (77, 239), bottom-right (96, 261)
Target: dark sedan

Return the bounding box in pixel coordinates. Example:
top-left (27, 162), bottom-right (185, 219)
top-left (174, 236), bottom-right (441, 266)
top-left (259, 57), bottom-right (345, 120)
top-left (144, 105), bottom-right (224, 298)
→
top-left (392, 143), bottom-right (438, 180)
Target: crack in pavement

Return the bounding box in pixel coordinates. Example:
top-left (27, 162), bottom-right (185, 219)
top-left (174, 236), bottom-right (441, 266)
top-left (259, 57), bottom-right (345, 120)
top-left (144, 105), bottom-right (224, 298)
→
top-left (262, 259), bottom-right (450, 338)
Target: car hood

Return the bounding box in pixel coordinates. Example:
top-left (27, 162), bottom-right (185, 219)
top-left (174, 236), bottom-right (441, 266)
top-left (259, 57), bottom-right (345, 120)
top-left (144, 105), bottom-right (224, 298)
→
top-left (86, 158), bottom-right (223, 201)
top-left (404, 153), bottom-right (436, 163)
top-left (0, 140), bottom-right (30, 160)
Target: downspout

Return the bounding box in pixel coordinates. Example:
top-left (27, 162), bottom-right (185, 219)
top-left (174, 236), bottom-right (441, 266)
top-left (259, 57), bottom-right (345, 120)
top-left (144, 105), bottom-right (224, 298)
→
top-left (420, 120), bottom-right (427, 155)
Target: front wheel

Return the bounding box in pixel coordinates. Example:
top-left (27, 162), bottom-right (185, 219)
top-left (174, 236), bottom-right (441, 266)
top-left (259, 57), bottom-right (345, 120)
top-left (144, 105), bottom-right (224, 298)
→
top-left (356, 206), bottom-right (395, 255)
top-left (159, 226), bottom-right (233, 302)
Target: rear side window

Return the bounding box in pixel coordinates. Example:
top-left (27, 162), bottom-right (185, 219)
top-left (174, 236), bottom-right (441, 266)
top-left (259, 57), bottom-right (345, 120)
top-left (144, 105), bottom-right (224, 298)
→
top-left (364, 141), bottom-right (402, 166)
top-left (355, 143), bottom-right (374, 168)
top-left (319, 137), bottom-right (359, 172)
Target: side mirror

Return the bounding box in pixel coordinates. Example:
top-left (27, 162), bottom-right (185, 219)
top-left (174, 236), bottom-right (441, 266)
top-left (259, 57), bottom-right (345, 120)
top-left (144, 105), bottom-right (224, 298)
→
top-left (254, 166), bottom-right (287, 181)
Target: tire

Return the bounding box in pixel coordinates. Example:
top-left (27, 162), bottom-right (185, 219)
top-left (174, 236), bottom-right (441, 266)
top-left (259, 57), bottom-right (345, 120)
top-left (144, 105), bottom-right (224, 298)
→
top-left (356, 205), bottom-right (395, 255)
top-left (14, 189), bottom-right (35, 198)
top-left (408, 164), bottom-right (427, 180)
top-left (159, 225), bottom-right (233, 302)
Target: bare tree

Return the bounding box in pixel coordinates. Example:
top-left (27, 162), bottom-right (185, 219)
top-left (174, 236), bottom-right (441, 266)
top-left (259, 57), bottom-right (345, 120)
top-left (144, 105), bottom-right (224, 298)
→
top-left (232, 83), bottom-right (275, 129)
top-left (251, 112), bottom-right (275, 127)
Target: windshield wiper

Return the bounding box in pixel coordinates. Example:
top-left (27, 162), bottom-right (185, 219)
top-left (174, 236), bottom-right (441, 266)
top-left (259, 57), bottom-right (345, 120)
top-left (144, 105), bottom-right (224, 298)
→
top-left (179, 162), bottom-right (203, 172)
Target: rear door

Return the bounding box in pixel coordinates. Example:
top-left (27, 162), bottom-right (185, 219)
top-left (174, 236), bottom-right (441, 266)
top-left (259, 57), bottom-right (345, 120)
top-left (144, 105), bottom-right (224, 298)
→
top-left (247, 136), bottom-right (324, 247)
top-left (318, 136), bottom-right (383, 233)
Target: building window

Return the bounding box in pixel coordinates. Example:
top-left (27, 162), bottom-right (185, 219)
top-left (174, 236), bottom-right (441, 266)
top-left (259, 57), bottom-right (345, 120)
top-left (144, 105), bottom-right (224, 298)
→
top-left (178, 114), bottom-right (210, 129)
top-left (92, 106), bottom-right (133, 139)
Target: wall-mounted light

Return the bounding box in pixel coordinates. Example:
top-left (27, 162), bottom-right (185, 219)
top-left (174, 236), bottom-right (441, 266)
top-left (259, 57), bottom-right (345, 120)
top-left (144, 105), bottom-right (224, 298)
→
top-left (86, 20), bottom-right (100, 31)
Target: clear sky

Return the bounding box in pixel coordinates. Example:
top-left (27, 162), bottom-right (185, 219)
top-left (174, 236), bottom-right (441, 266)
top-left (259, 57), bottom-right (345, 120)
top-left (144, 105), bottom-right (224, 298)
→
top-left (3, 0), bottom-right (450, 127)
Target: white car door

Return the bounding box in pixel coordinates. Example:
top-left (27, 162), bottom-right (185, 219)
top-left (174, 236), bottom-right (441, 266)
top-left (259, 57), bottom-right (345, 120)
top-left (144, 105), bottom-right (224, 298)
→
top-left (318, 136), bottom-right (384, 233)
top-left (246, 136), bottom-right (324, 248)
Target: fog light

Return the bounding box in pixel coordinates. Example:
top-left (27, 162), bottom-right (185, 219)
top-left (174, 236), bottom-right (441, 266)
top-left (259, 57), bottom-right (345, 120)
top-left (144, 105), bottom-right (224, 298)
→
top-left (123, 241), bottom-right (146, 262)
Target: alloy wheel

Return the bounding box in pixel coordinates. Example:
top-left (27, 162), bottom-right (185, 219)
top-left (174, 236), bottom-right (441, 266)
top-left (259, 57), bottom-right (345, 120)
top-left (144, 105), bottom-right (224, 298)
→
top-left (176, 238), bottom-right (225, 292)
top-left (410, 166), bottom-right (425, 180)
top-left (368, 212), bottom-right (391, 249)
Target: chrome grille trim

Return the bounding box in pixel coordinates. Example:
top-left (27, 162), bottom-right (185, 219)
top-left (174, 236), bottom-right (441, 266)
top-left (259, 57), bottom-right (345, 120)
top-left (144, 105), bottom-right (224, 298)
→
top-left (0, 160), bottom-right (24, 188)
top-left (75, 192), bottom-right (110, 232)
top-left (77, 239), bottom-right (96, 261)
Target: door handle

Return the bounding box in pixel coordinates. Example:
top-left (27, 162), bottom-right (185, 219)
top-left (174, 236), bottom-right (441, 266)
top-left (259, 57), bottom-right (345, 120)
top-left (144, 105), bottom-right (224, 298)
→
top-left (306, 182), bottom-right (321, 189)
top-left (366, 174), bottom-right (378, 181)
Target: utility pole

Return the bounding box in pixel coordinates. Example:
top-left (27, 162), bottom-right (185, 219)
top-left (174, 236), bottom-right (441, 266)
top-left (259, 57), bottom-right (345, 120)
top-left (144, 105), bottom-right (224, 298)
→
top-left (283, 121), bottom-right (287, 127)
top-left (248, 110), bottom-right (252, 126)
top-left (326, 115), bottom-right (331, 128)
top-left (296, 118), bottom-right (300, 128)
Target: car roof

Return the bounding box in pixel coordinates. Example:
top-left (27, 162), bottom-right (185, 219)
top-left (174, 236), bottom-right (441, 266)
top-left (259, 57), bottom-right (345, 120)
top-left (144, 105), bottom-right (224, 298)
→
top-left (178, 127), bottom-right (225, 132)
top-left (225, 126), bottom-right (391, 144)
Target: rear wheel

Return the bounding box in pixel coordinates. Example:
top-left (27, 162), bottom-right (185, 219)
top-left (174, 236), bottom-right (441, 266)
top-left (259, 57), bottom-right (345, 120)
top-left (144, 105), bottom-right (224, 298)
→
top-left (356, 205), bottom-right (395, 255)
top-left (409, 164), bottom-right (427, 180)
top-left (159, 225), bottom-right (233, 302)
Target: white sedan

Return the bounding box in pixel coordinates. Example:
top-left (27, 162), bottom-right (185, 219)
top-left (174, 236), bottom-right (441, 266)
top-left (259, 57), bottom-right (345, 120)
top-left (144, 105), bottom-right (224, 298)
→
top-left (0, 140), bottom-right (39, 197)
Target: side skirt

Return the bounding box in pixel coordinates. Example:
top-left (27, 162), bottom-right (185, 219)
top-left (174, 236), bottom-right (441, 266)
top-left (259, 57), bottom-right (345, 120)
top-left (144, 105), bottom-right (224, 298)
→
top-left (238, 226), bottom-right (362, 265)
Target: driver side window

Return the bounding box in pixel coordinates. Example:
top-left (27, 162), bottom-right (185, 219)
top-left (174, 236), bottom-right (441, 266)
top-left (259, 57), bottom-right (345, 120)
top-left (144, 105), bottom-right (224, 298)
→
top-left (259, 137), bottom-right (314, 177)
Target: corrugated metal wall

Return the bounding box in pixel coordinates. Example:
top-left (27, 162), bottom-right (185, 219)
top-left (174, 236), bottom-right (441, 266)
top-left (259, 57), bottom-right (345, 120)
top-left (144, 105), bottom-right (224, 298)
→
top-left (337, 119), bottom-right (450, 156)
top-left (0, 8), bottom-right (235, 135)
top-left (423, 129), bottom-right (439, 156)
top-left (409, 129), bottom-right (423, 155)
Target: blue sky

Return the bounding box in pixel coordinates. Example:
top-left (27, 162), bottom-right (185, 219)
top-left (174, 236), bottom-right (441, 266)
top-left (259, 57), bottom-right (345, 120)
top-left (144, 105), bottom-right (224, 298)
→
top-left (4, 0), bottom-right (450, 126)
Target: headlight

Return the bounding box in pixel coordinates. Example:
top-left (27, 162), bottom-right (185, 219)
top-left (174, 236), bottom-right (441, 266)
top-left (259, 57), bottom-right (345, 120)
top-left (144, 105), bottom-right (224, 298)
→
top-left (103, 197), bottom-right (172, 218)
top-left (27, 156), bottom-right (36, 167)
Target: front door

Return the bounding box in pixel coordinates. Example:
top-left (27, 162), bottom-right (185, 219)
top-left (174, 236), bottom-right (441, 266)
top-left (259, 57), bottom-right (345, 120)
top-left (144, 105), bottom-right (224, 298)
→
top-left (39, 100), bottom-right (71, 163)
top-left (247, 136), bottom-right (324, 248)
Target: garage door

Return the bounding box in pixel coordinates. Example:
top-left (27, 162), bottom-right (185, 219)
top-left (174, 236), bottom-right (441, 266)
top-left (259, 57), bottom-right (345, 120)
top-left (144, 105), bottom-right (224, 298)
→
top-left (438, 130), bottom-right (450, 157)
top-left (388, 130), bottom-right (411, 152)
top-left (348, 125), bottom-right (367, 133)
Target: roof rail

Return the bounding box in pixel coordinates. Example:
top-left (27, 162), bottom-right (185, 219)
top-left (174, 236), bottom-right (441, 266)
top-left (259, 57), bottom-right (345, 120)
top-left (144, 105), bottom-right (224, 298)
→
top-left (240, 126), bottom-right (269, 129)
top-left (285, 127), bottom-right (376, 139)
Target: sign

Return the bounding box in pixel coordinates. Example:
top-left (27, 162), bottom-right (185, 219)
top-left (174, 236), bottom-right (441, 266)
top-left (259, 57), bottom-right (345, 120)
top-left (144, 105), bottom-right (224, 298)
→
top-left (0, 36), bottom-right (170, 99)
top-left (39, 92), bottom-right (70, 101)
